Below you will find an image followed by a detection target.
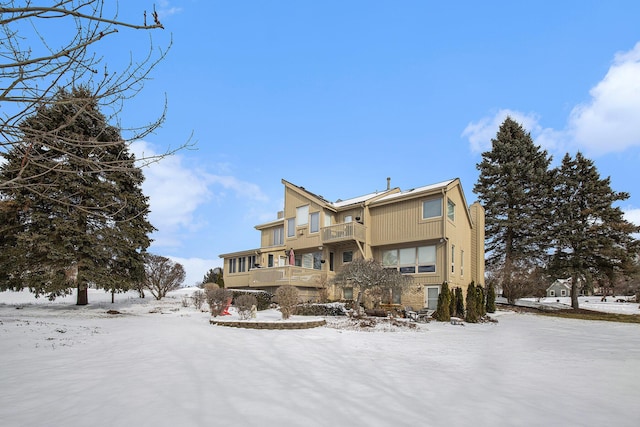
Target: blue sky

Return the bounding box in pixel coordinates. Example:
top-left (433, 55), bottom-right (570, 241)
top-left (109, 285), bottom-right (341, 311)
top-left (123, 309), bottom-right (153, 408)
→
top-left (107, 1), bottom-right (640, 286)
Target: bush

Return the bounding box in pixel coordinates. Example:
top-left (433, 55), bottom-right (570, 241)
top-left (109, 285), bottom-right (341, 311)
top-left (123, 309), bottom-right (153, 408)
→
top-left (454, 287), bottom-right (465, 318)
top-left (465, 282), bottom-right (479, 323)
top-left (231, 290), bottom-right (272, 310)
top-left (205, 284), bottom-right (233, 317)
top-left (434, 282), bottom-right (451, 321)
top-left (295, 303), bottom-right (347, 317)
top-left (486, 284), bottom-right (496, 313)
top-left (235, 294), bottom-right (257, 320)
top-left (192, 290), bottom-right (205, 310)
top-left (275, 286), bottom-right (299, 319)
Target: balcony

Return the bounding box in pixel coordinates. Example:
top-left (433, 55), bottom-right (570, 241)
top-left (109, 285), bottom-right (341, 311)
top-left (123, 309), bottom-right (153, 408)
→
top-left (248, 266), bottom-right (326, 289)
top-left (321, 221), bottom-right (366, 244)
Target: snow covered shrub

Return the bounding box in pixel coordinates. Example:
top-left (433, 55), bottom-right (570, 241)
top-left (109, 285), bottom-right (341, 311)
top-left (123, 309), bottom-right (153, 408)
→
top-left (275, 286), bottom-right (299, 319)
top-left (205, 284), bottom-right (233, 317)
top-left (235, 294), bottom-right (257, 320)
top-left (454, 287), bottom-right (465, 318)
top-left (192, 290), bottom-right (205, 310)
top-left (295, 303), bottom-right (347, 316)
top-left (181, 295), bottom-right (190, 307)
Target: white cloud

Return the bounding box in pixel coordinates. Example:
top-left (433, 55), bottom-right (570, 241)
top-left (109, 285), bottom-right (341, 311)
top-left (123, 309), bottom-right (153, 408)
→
top-left (463, 42), bottom-right (640, 157)
top-left (568, 42), bottom-right (640, 155)
top-left (462, 109), bottom-right (555, 153)
top-left (623, 207), bottom-right (640, 239)
top-left (167, 256), bottom-right (222, 288)
top-left (156, 1), bottom-right (183, 19)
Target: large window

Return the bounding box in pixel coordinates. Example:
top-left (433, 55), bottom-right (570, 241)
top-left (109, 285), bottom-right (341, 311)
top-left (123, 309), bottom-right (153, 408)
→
top-left (383, 245), bottom-right (436, 273)
top-left (451, 244), bottom-right (455, 274)
top-left (422, 198), bottom-right (442, 219)
top-left (287, 218), bottom-right (295, 238)
top-left (296, 205), bottom-right (309, 226)
top-left (342, 250), bottom-right (353, 263)
top-left (310, 212), bottom-right (320, 233)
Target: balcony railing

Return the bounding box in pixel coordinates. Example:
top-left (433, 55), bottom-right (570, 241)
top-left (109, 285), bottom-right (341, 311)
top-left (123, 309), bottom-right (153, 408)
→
top-left (249, 265), bottom-right (325, 288)
top-left (321, 221), bottom-right (366, 244)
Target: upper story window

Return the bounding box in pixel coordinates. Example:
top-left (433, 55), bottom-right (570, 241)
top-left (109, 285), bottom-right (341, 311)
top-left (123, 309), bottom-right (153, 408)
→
top-left (342, 250), bottom-right (353, 263)
top-left (344, 215), bottom-right (352, 223)
top-left (310, 212), bottom-right (320, 233)
top-left (296, 205), bottom-right (309, 226)
top-left (447, 199), bottom-right (455, 221)
top-left (287, 218), bottom-right (295, 238)
top-left (273, 227), bottom-right (284, 246)
top-left (422, 198), bottom-right (442, 219)
top-left (451, 244), bottom-right (455, 274)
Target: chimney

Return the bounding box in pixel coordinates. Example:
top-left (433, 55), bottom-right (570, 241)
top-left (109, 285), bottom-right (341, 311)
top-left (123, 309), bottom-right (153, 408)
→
top-left (386, 177), bottom-right (391, 190)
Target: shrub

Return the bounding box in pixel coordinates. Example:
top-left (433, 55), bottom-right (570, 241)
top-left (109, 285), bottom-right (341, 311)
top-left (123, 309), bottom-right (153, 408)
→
top-left (454, 287), bottom-right (465, 318)
top-left (275, 286), bottom-right (299, 319)
top-left (434, 282), bottom-right (451, 321)
top-left (476, 285), bottom-right (487, 317)
top-left (235, 294), bottom-right (257, 320)
top-left (230, 290), bottom-right (272, 310)
top-left (181, 295), bottom-right (190, 307)
top-left (465, 282), bottom-right (479, 323)
top-left (486, 284), bottom-right (496, 313)
top-left (205, 284), bottom-right (233, 317)
top-left (192, 290), bottom-right (205, 310)
top-left (294, 303), bottom-right (347, 316)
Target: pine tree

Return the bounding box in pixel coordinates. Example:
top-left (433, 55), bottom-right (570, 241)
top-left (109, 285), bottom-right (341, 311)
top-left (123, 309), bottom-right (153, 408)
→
top-left (486, 284), bottom-right (497, 313)
top-left (465, 282), bottom-right (479, 323)
top-left (549, 153), bottom-right (639, 308)
top-left (476, 285), bottom-right (486, 317)
top-left (474, 117), bottom-right (553, 301)
top-left (0, 87), bottom-right (155, 304)
top-left (434, 282), bottom-right (451, 321)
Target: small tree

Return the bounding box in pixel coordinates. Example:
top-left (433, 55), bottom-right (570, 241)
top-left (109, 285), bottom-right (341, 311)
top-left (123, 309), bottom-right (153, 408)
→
top-left (192, 290), bottom-right (205, 310)
top-left (275, 286), bottom-right (299, 320)
top-left (143, 254), bottom-right (186, 300)
top-left (476, 285), bottom-right (487, 317)
top-left (454, 287), bottom-right (465, 318)
top-left (235, 294), bottom-right (257, 320)
top-left (465, 282), bottom-right (479, 323)
top-left (205, 284), bottom-right (233, 317)
top-left (486, 284), bottom-right (496, 313)
top-left (434, 282), bottom-right (451, 321)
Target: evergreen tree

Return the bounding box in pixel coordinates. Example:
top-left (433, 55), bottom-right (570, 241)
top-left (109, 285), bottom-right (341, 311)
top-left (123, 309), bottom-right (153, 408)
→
top-left (474, 117), bottom-right (553, 300)
top-left (202, 268), bottom-right (221, 287)
top-left (486, 284), bottom-right (497, 313)
top-left (0, 87), bottom-right (155, 305)
top-left (465, 282), bottom-right (479, 323)
top-left (476, 285), bottom-right (486, 317)
top-left (449, 286), bottom-right (456, 317)
top-left (549, 152), bottom-right (639, 308)
top-left (454, 287), bottom-right (465, 318)
top-left (434, 282), bottom-right (451, 321)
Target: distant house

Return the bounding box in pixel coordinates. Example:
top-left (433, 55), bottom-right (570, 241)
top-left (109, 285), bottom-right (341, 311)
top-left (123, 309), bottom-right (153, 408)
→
top-left (546, 279), bottom-right (572, 298)
top-left (219, 178), bottom-right (485, 310)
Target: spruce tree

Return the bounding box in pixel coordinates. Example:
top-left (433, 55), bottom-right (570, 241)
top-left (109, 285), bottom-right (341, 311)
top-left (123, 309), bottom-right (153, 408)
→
top-left (549, 153), bottom-right (639, 308)
top-left (434, 282), bottom-right (451, 321)
top-left (0, 87), bottom-right (155, 304)
top-left (474, 117), bottom-right (553, 300)
top-left (476, 285), bottom-right (486, 317)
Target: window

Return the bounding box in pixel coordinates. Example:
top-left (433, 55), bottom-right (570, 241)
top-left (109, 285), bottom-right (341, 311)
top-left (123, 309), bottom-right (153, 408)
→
top-left (273, 227), bottom-right (284, 246)
top-left (344, 215), bottom-right (352, 223)
top-left (383, 246), bottom-right (436, 273)
top-left (561, 290), bottom-right (567, 297)
top-left (342, 251), bottom-right (353, 263)
top-left (392, 288), bottom-right (401, 304)
top-left (550, 290), bottom-right (556, 297)
top-left (460, 249), bottom-right (464, 277)
top-left (268, 254), bottom-right (274, 268)
top-left (310, 212), bottom-right (320, 233)
top-left (329, 252), bottom-right (334, 271)
top-left (425, 286), bottom-right (439, 310)
top-left (299, 252), bottom-right (322, 270)
top-left (447, 199), bottom-right (455, 221)
top-left (287, 218), bottom-right (295, 238)
top-left (229, 258), bottom-right (236, 274)
top-left (238, 257), bottom-right (246, 272)
top-left (422, 198), bottom-right (442, 219)
top-left (296, 205), bottom-right (309, 226)
top-left (343, 287), bottom-right (353, 300)
top-left (451, 244), bottom-right (455, 274)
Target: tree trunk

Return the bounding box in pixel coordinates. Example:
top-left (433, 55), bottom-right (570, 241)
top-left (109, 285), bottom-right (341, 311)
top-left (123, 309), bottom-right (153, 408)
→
top-left (571, 274), bottom-right (579, 309)
top-left (77, 283), bottom-right (88, 306)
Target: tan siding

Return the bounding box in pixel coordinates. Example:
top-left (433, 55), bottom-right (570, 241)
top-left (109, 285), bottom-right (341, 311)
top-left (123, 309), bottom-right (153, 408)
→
top-left (369, 198), bottom-right (443, 246)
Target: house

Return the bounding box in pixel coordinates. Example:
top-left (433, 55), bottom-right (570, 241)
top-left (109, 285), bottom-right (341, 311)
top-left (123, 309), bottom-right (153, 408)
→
top-left (546, 278), bottom-right (572, 298)
top-left (219, 178), bottom-right (485, 310)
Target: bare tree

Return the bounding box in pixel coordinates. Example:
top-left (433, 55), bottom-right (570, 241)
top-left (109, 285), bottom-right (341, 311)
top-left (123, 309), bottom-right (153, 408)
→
top-left (1, 1), bottom-right (187, 207)
top-left (332, 258), bottom-right (413, 315)
top-left (275, 286), bottom-right (299, 320)
top-left (143, 253), bottom-right (185, 300)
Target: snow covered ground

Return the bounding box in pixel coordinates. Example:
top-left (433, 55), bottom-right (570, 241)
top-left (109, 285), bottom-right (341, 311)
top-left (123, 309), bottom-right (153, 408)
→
top-left (1, 288), bottom-right (639, 427)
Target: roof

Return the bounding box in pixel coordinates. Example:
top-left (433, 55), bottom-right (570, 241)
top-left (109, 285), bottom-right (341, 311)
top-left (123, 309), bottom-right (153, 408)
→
top-left (374, 179), bottom-right (456, 204)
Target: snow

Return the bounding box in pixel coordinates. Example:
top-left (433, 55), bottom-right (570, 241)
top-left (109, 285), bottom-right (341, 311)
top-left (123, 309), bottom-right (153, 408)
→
top-left (1, 288), bottom-right (639, 427)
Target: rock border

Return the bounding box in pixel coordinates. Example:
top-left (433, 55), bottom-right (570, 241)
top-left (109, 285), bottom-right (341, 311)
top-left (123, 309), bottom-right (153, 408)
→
top-left (210, 319), bottom-right (326, 330)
